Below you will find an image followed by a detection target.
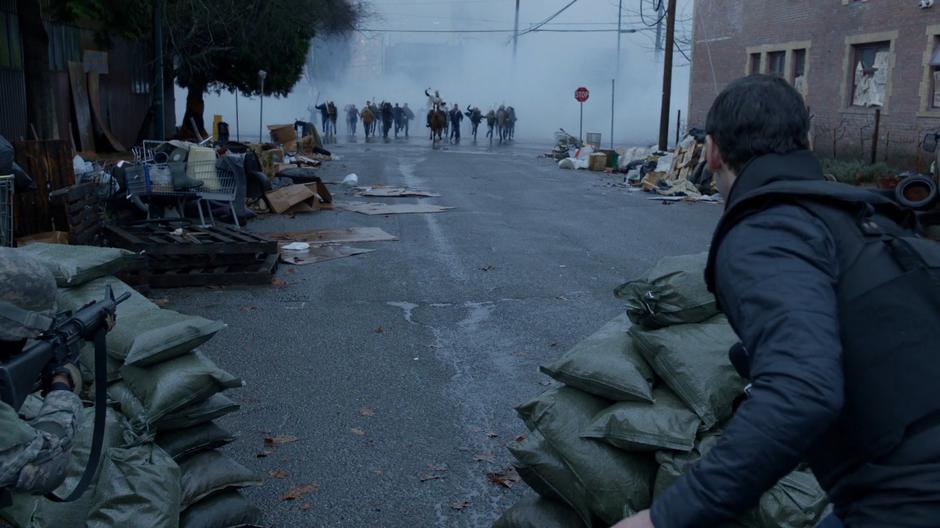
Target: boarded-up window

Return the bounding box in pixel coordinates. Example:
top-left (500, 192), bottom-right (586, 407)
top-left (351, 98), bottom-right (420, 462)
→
top-left (767, 51), bottom-right (786, 78)
top-left (931, 38), bottom-right (940, 109)
top-left (792, 48), bottom-right (807, 97)
top-left (749, 53), bottom-right (761, 75)
top-left (851, 41), bottom-right (890, 107)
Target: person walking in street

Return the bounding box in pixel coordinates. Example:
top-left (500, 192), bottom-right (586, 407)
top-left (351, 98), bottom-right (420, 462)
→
top-left (345, 104), bottom-right (359, 136)
top-left (402, 103), bottom-right (414, 137)
top-left (615, 74), bottom-right (940, 528)
top-left (393, 103), bottom-right (404, 138)
top-left (314, 102), bottom-right (330, 137)
top-left (448, 103), bottom-right (463, 142)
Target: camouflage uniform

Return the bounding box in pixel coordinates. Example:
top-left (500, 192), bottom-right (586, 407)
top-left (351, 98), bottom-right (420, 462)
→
top-left (0, 248), bottom-right (83, 495)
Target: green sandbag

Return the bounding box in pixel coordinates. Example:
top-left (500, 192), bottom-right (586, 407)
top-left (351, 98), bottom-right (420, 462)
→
top-left (582, 386), bottom-right (701, 452)
top-left (86, 443), bottom-right (181, 528)
top-left (540, 313), bottom-right (654, 402)
top-left (630, 315), bottom-right (743, 429)
top-left (156, 422), bottom-right (235, 461)
top-left (179, 450), bottom-right (263, 508)
top-left (108, 308), bottom-right (226, 367)
top-left (110, 383), bottom-right (239, 433)
top-left (180, 491), bottom-right (264, 528)
top-left (614, 252), bottom-right (719, 329)
top-left (57, 276), bottom-right (154, 318)
top-left (653, 431), bottom-right (723, 497)
top-left (0, 407), bottom-right (126, 528)
top-left (508, 430), bottom-right (593, 527)
top-left (122, 350), bottom-right (241, 424)
top-left (516, 386), bottom-right (657, 525)
top-left (19, 243), bottom-right (135, 287)
top-left (493, 496), bottom-right (588, 528)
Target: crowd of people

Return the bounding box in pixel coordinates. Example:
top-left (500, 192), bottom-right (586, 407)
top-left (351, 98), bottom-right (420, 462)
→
top-left (308, 89), bottom-right (517, 143)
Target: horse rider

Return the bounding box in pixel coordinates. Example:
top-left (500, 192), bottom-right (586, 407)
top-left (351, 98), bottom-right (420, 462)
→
top-left (402, 103), bottom-right (414, 137)
top-left (449, 103), bottom-right (464, 141)
top-left (465, 106), bottom-right (483, 140)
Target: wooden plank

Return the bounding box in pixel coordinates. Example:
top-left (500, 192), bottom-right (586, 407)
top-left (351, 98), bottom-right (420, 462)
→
top-left (13, 140), bottom-right (74, 237)
top-left (67, 61), bottom-right (95, 153)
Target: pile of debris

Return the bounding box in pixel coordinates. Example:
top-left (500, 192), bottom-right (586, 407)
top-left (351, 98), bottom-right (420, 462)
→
top-left (493, 253), bottom-right (829, 528)
top-left (0, 245), bottom-right (262, 528)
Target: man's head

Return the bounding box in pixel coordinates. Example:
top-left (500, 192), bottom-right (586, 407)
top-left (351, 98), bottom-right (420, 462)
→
top-left (404, 103), bottom-right (409, 107)
top-left (705, 74), bottom-right (810, 197)
top-left (0, 248), bottom-right (57, 343)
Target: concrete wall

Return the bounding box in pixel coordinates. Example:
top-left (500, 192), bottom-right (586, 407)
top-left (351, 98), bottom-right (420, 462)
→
top-left (690, 0), bottom-right (940, 168)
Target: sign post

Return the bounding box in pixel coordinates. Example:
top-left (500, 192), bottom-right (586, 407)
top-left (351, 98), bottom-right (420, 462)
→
top-left (575, 86), bottom-right (590, 142)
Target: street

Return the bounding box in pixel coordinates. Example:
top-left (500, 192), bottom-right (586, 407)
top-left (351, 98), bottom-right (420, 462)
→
top-left (164, 138), bottom-right (721, 527)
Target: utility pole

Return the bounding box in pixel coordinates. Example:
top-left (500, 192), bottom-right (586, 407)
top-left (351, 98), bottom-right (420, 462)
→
top-left (616, 0), bottom-right (623, 79)
top-left (513, 0), bottom-right (520, 62)
top-left (153, 0), bottom-right (165, 140)
top-left (655, 0), bottom-right (665, 56)
top-left (657, 0), bottom-right (677, 151)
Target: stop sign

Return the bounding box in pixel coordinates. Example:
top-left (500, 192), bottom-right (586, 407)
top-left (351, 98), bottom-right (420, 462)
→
top-left (575, 86), bottom-right (590, 103)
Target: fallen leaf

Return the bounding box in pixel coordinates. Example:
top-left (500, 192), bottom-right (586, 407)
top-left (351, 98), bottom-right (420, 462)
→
top-left (268, 470), bottom-right (289, 479)
top-left (351, 427), bottom-right (366, 436)
top-left (240, 305), bottom-right (257, 312)
top-left (299, 502), bottom-right (313, 511)
top-left (152, 298), bottom-right (170, 307)
top-left (486, 432), bottom-right (499, 438)
top-left (374, 326), bottom-right (384, 334)
top-left (281, 483), bottom-right (320, 501)
top-left (264, 434), bottom-right (299, 447)
top-left (271, 278), bottom-right (288, 288)
top-left (287, 267), bottom-right (297, 273)
top-left (514, 435), bottom-right (527, 443)
top-left (450, 500), bottom-right (471, 511)
top-left (419, 474), bottom-right (444, 482)
top-left (256, 450), bottom-right (273, 458)
top-left (472, 452), bottom-right (495, 463)
top-left (549, 342), bottom-right (559, 348)
top-left (480, 265), bottom-right (495, 272)
top-left (428, 464), bottom-right (448, 472)
top-left (486, 467), bottom-right (521, 489)
top-left (359, 407), bottom-right (376, 417)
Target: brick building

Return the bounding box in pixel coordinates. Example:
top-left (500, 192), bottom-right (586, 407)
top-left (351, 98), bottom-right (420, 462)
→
top-left (688, 0), bottom-right (940, 167)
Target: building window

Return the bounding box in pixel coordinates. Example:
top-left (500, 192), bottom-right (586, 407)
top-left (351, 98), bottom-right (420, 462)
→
top-left (931, 37), bottom-right (940, 109)
top-left (749, 52), bottom-right (761, 75)
top-left (0, 11), bottom-right (23, 70)
top-left (767, 51), bottom-right (786, 77)
top-left (851, 41), bottom-right (890, 107)
top-left (792, 48), bottom-right (807, 96)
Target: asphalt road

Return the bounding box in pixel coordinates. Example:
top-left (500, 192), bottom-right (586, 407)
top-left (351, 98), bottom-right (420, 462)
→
top-left (163, 136), bottom-right (722, 527)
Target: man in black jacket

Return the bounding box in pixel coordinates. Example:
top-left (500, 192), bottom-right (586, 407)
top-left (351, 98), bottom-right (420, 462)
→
top-left (616, 75), bottom-right (940, 528)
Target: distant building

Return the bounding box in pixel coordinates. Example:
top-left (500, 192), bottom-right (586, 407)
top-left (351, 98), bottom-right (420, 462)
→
top-left (688, 0), bottom-right (940, 166)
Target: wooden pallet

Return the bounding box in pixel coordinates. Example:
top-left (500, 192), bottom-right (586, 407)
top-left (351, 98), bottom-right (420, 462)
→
top-left (121, 252), bottom-right (278, 289)
top-left (105, 222), bottom-right (277, 256)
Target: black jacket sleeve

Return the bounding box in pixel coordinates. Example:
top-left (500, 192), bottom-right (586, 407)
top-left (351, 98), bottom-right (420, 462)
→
top-left (650, 204), bottom-right (844, 527)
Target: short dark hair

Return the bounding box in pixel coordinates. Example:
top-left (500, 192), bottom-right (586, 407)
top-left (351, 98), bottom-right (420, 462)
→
top-left (705, 74), bottom-right (810, 173)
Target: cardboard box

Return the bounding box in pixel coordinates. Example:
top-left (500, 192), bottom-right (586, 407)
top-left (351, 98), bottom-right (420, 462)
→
top-left (265, 184), bottom-right (317, 214)
top-left (268, 124), bottom-right (297, 145)
top-left (589, 153), bottom-right (608, 171)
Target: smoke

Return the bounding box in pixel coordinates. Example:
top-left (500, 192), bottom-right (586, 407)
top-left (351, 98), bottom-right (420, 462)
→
top-left (177, 0), bottom-right (692, 146)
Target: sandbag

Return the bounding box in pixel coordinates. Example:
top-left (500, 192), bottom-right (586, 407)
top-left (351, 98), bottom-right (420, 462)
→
top-left (110, 383), bottom-right (239, 433)
top-left (582, 386), bottom-right (701, 452)
top-left (540, 313), bottom-right (654, 402)
top-left (493, 496), bottom-right (587, 528)
top-left (80, 341), bottom-right (124, 383)
top-left (180, 491), bottom-right (264, 528)
top-left (86, 444), bottom-right (181, 528)
top-left (630, 315), bottom-right (743, 428)
top-left (18, 243), bottom-right (135, 287)
top-left (0, 407), bottom-right (125, 528)
top-left (653, 431), bottom-right (723, 498)
top-left (615, 253), bottom-right (719, 329)
top-left (516, 386), bottom-right (657, 525)
top-left (58, 276), bottom-right (155, 318)
top-left (179, 450), bottom-right (262, 508)
top-left (157, 422), bottom-right (235, 461)
top-left (107, 308), bottom-right (226, 366)
top-left (508, 430), bottom-right (593, 527)
top-left (121, 350), bottom-right (242, 424)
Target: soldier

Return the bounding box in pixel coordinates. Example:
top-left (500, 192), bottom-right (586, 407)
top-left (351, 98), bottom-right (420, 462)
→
top-left (0, 249), bottom-right (82, 500)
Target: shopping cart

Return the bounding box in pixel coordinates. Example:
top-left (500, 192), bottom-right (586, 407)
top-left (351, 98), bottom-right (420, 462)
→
top-left (123, 157), bottom-right (239, 227)
top-left (188, 159), bottom-right (240, 227)
top-left (0, 174), bottom-right (12, 247)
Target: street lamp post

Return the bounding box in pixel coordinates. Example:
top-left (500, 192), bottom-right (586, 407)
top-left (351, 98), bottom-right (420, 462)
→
top-left (258, 69), bottom-right (267, 143)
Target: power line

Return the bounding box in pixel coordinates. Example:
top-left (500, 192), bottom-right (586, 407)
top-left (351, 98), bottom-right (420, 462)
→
top-left (358, 27), bottom-right (654, 34)
top-left (518, 0), bottom-right (579, 37)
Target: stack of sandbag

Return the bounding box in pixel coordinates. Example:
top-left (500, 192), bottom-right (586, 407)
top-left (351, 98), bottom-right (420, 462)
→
top-left (494, 253), bottom-right (829, 528)
top-left (7, 244), bottom-right (263, 528)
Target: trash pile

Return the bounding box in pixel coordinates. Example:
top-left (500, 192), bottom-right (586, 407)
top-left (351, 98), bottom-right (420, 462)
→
top-left (494, 253), bottom-right (830, 528)
top-left (0, 244), bottom-right (263, 528)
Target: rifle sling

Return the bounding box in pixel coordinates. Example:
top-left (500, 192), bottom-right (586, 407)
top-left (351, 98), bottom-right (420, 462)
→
top-left (45, 327), bottom-right (107, 503)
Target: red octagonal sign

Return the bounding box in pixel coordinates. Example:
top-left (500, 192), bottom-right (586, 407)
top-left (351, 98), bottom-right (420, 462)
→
top-left (575, 86), bottom-right (590, 103)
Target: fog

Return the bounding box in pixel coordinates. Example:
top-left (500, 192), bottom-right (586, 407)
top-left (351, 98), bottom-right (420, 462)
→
top-left (176, 0), bottom-right (693, 147)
